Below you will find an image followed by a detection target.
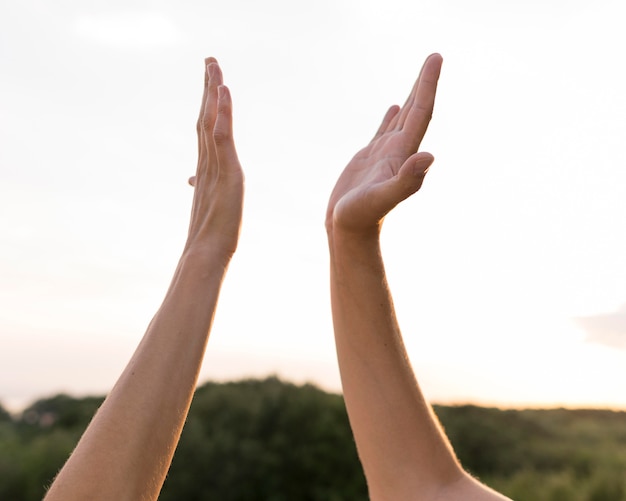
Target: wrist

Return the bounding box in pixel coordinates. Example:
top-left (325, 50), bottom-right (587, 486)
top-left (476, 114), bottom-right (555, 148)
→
top-left (327, 220), bottom-right (381, 252)
top-left (327, 227), bottom-right (383, 274)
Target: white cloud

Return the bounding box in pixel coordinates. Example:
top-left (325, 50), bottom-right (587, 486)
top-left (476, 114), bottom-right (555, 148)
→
top-left (577, 304), bottom-right (626, 351)
top-left (73, 11), bottom-right (186, 49)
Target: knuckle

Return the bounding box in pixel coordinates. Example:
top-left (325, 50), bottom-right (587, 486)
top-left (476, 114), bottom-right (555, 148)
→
top-left (201, 114), bottom-right (213, 132)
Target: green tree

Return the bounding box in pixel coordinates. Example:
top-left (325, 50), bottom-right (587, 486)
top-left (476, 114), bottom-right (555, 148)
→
top-left (0, 403), bottom-right (12, 423)
top-left (160, 377), bottom-right (367, 501)
top-left (3, 383), bottom-right (626, 501)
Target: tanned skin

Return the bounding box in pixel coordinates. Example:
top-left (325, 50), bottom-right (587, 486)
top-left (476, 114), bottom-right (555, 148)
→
top-left (326, 53), bottom-right (511, 501)
top-left (44, 58), bottom-right (243, 501)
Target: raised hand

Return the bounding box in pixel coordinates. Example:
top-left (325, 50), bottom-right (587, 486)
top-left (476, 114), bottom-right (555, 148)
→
top-left (326, 53), bottom-right (442, 236)
top-left (325, 54), bottom-right (511, 500)
top-left (186, 58), bottom-right (244, 262)
top-left (44, 59), bottom-right (245, 501)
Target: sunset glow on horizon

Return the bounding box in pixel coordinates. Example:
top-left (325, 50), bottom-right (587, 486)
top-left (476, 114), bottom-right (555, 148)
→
top-left (2, 0), bottom-right (626, 413)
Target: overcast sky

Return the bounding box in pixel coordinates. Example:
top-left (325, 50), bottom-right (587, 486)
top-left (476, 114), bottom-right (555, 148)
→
top-left (1, 0), bottom-right (626, 412)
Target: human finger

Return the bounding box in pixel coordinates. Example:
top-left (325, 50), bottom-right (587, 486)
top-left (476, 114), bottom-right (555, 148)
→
top-left (388, 67), bottom-right (424, 131)
top-left (401, 53), bottom-right (443, 147)
top-left (371, 105), bottom-right (400, 142)
top-left (213, 85), bottom-right (241, 173)
top-left (196, 57), bottom-right (217, 134)
top-left (202, 62), bottom-right (222, 158)
top-left (188, 176), bottom-right (196, 187)
top-left (202, 61), bottom-right (223, 138)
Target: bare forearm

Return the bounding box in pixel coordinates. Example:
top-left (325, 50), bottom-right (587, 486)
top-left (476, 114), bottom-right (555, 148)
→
top-left (328, 230), bottom-right (463, 499)
top-left (326, 53), bottom-right (509, 501)
top-left (45, 251), bottom-right (229, 501)
top-left (45, 57), bottom-right (243, 501)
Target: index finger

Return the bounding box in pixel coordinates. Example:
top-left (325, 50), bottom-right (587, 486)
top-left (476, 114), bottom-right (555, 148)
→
top-left (196, 57), bottom-right (217, 133)
top-left (401, 53), bottom-right (443, 148)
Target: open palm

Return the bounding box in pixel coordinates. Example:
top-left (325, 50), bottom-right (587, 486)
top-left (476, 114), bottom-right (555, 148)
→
top-left (326, 54), bottom-right (443, 235)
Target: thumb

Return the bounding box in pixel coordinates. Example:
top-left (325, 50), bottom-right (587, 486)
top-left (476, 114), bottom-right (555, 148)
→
top-left (366, 152), bottom-right (435, 222)
top-left (389, 152), bottom-right (435, 202)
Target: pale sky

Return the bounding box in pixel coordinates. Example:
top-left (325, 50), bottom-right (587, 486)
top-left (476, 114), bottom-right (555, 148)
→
top-left (1, 0), bottom-right (626, 412)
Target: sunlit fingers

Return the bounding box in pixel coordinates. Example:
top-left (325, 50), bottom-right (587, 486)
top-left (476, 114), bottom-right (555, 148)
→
top-left (401, 53), bottom-right (443, 147)
top-left (202, 62), bottom-right (223, 136)
top-left (388, 67), bottom-right (423, 131)
top-left (214, 85), bottom-right (243, 180)
top-left (196, 57), bottom-right (216, 133)
top-left (196, 61), bottom-right (223, 183)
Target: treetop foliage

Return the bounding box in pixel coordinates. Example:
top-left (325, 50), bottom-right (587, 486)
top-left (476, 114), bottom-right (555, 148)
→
top-left (1, 378), bottom-right (625, 500)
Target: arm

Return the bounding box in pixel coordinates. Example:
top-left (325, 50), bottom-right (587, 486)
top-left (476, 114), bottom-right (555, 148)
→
top-left (44, 58), bottom-right (244, 501)
top-left (326, 54), bottom-right (510, 501)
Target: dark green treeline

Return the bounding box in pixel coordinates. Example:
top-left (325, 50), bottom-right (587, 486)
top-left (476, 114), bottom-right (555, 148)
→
top-left (1, 377), bottom-right (625, 500)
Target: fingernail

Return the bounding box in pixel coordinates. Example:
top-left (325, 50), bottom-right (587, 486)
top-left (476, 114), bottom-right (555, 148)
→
top-left (415, 155), bottom-right (434, 175)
